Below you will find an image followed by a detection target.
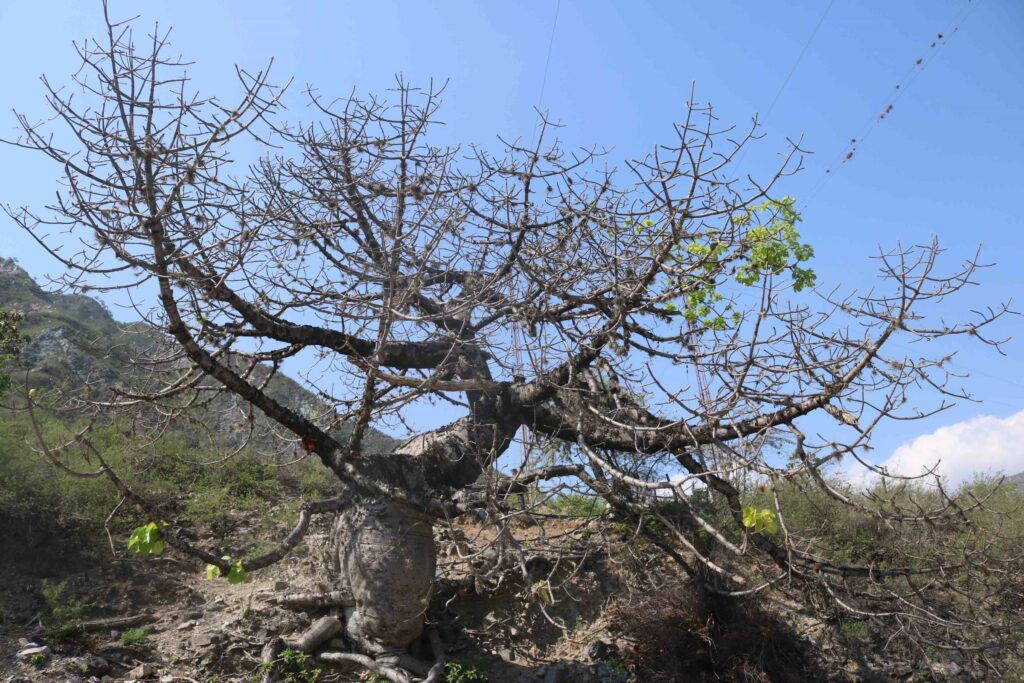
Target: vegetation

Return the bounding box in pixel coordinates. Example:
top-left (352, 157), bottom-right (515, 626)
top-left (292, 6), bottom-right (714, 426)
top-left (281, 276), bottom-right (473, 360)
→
top-left (265, 648), bottom-right (322, 683)
top-left (1, 6), bottom-right (1021, 681)
top-left (121, 626), bottom-right (151, 646)
top-left (40, 579), bottom-right (92, 642)
top-left (0, 408), bottom-right (338, 545)
top-left (0, 309), bottom-right (24, 397)
top-left (442, 661), bottom-right (488, 683)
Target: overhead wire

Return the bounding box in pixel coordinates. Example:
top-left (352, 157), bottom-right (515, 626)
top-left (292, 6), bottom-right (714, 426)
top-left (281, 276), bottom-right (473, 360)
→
top-left (695, 2), bottom-right (840, 473)
top-left (734, 0), bottom-right (835, 174)
top-left (511, 0), bottom-right (562, 471)
top-left (800, 0), bottom-right (981, 209)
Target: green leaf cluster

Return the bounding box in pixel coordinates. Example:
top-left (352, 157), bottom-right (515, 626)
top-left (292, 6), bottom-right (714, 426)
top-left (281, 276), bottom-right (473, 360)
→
top-left (733, 197), bottom-right (815, 291)
top-left (126, 521), bottom-right (165, 555)
top-left (206, 556), bottom-right (248, 584)
top-left (267, 647), bottom-right (322, 683)
top-left (121, 626), bottom-right (150, 645)
top-left (644, 196), bottom-right (815, 333)
top-left (444, 660), bottom-right (489, 683)
top-left (742, 505), bottom-right (778, 535)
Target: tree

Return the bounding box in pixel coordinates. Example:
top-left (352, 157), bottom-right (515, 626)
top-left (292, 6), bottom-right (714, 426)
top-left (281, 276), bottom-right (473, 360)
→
top-left (5, 8), bottom-right (1018, 680)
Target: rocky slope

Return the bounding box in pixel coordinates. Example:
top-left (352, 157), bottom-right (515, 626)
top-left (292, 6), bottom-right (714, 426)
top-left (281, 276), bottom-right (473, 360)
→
top-left (0, 256), bottom-right (397, 454)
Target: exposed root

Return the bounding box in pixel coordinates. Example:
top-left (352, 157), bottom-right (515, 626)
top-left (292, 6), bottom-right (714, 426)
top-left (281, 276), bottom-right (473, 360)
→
top-left (288, 615), bottom-right (344, 653)
top-left (78, 613), bottom-right (158, 632)
top-left (259, 636), bottom-right (286, 683)
top-left (422, 627), bottom-right (448, 683)
top-left (308, 626), bottom-right (447, 683)
top-left (317, 651), bottom-right (414, 683)
top-left (264, 590), bottom-right (355, 609)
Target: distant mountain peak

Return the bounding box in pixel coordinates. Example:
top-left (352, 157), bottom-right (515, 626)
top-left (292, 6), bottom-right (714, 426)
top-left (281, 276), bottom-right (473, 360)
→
top-left (0, 256), bottom-right (27, 274)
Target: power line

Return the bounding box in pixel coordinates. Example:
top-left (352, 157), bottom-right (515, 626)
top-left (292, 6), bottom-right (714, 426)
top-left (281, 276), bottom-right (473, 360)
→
top-left (762, 0), bottom-right (836, 126)
top-left (513, 0), bottom-right (561, 471)
top-left (801, 0), bottom-right (980, 210)
top-left (735, 0), bottom-right (834, 175)
top-left (536, 0), bottom-right (562, 111)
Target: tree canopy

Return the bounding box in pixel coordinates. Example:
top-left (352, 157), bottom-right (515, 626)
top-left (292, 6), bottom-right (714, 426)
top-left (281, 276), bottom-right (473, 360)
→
top-left (4, 9), bottom-right (1019, 678)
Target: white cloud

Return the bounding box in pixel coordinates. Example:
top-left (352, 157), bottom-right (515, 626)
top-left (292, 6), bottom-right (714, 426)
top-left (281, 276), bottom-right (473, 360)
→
top-left (860, 409), bottom-right (1024, 489)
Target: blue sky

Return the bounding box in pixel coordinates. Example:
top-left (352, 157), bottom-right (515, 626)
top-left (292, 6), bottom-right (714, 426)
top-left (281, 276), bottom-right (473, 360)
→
top-left (1, 1), bottom-right (1021, 475)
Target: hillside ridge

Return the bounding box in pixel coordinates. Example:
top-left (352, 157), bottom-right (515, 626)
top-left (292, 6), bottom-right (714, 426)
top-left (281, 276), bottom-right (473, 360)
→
top-left (0, 256), bottom-right (397, 453)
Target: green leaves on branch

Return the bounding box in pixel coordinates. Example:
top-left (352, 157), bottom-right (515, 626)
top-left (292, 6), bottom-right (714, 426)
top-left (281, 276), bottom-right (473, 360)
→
top-left (643, 196), bottom-right (816, 333)
top-left (733, 196), bottom-right (816, 292)
top-left (129, 522), bottom-right (247, 584)
top-left (742, 506), bottom-right (778, 535)
top-left (126, 522), bottom-right (165, 555)
top-left (206, 557), bottom-right (248, 584)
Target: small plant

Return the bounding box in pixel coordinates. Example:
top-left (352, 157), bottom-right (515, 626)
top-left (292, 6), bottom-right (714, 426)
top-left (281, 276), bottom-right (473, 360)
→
top-left (606, 657), bottom-right (629, 675)
top-left (270, 647), bottom-right (321, 683)
top-left (839, 619), bottom-right (872, 645)
top-left (121, 626), bottom-right (150, 645)
top-left (40, 579), bottom-right (91, 640)
top-left (29, 651), bottom-right (47, 668)
top-left (205, 556), bottom-right (248, 584)
top-left (741, 505), bottom-right (778, 534)
top-left (546, 493), bottom-right (610, 517)
top-left (444, 660), bottom-right (488, 683)
top-left (126, 521), bottom-right (165, 555)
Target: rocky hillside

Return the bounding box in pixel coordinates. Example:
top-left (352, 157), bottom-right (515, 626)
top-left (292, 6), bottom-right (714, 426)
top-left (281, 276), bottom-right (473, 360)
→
top-left (0, 257), bottom-right (397, 453)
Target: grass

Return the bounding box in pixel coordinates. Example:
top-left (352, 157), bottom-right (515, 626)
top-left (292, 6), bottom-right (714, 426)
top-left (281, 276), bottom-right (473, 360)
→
top-left (0, 407), bottom-right (345, 550)
top-left (121, 626), bottom-right (150, 645)
top-left (545, 493), bottom-right (610, 517)
top-left (40, 579), bottom-right (91, 642)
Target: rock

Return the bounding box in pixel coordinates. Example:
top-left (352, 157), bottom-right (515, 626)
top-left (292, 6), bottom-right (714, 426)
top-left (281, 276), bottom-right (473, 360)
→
top-left (274, 580), bottom-right (289, 591)
top-left (593, 662), bottom-right (628, 683)
top-left (543, 662), bottom-right (572, 683)
top-left (125, 663), bottom-right (155, 680)
top-left (190, 631), bottom-right (217, 648)
top-left (159, 676), bottom-right (174, 683)
top-left (16, 645), bottom-right (51, 659)
top-left (82, 656), bottom-right (110, 675)
top-left (583, 639), bottom-right (612, 661)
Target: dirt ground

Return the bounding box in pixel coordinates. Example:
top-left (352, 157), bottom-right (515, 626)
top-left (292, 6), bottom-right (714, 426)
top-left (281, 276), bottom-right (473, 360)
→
top-left (2, 506), bottom-right (953, 683)
top-left (0, 509), bottom-right (640, 683)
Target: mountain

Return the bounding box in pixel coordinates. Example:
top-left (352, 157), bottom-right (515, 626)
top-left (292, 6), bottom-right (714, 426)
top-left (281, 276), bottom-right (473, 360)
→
top-left (1006, 471), bottom-right (1024, 490)
top-left (0, 256), bottom-right (397, 453)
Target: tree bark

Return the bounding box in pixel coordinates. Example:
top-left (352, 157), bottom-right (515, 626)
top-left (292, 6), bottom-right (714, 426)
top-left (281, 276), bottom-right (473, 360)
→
top-left (334, 498), bottom-right (437, 654)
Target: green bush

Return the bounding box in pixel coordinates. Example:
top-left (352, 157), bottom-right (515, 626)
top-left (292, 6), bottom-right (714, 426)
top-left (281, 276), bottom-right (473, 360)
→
top-left (40, 579), bottom-right (91, 641)
top-left (546, 493), bottom-right (609, 517)
top-left (121, 626), bottom-right (150, 645)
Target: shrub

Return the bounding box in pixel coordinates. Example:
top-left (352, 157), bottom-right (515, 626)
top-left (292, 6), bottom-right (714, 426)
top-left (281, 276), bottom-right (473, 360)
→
top-left (546, 493), bottom-right (609, 517)
top-left (40, 579), bottom-right (91, 641)
top-left (121, 626), bottom-right (150, 645)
